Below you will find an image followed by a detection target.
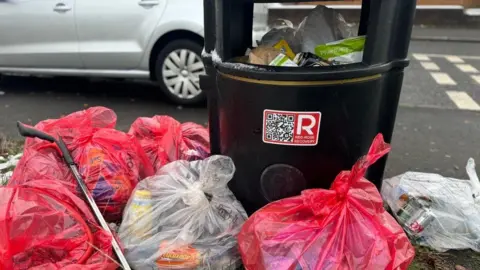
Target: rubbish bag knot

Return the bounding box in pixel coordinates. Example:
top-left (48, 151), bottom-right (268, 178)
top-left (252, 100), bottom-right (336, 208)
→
top-left (182, 183), bottom-right (210, 207)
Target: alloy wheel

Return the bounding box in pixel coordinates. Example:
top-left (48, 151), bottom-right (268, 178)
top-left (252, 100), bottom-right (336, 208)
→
top-left (162, 49), bottom-right (205, 100)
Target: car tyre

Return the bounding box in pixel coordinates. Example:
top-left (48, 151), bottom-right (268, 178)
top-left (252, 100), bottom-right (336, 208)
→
top-left (155, 39), bottom-right (206, 105)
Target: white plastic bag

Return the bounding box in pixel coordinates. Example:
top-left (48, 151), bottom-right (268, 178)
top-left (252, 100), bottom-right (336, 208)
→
top-left (118, 155), bottom-right (247, 269)
top-left (259, 6), bottom-right (356, 56)
top-left (382, 158), bottom-right (480, 252)
top-left (295, 5), bottom-right (355, 54)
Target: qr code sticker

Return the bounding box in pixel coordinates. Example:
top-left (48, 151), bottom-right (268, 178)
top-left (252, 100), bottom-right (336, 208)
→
top-left (265, 113), bottom-right (295, 143)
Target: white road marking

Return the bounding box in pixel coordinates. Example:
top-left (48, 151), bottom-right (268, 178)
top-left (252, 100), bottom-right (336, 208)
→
top-left (472, 75), bottom-right (480, 84)
top-left (430, 72), bottom-right (457, 85)
top-left (456, 64), bottom-right (479, 73)
top-left (417, 54), bottom-right (480, 60)
top-left (445, 55), bottom-right (465, 63)
top-left (413, 54), bottom-right (431, 61)
top-left (446, 91), bottom-right (480, 111)
top-left (420, 62), bottom-right (440, 71)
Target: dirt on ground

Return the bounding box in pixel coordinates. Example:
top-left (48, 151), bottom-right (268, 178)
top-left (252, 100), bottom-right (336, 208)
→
top-left (0, 136), bottom-right (23, 157)
top-left (410, 245), bottom-right (480, 270)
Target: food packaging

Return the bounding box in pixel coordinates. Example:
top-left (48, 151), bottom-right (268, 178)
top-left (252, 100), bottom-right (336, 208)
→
top-left (315, 36), bottom-right (366, 64)
top-left (248, 46), bottom-right (281, 65)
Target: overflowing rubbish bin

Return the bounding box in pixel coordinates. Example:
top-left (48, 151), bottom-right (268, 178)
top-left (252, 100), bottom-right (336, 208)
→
top-left (200, 0), bottom-right (417, 214)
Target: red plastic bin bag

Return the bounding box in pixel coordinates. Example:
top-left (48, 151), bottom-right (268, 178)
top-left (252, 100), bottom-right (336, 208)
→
top-left (9, 107), bottom-right (154, 222)
top-left (0, 180), bottom-right (117, 270)
top-left (73, 128), bottom-right (154, 221)
top-left (10, 106), bottom-right (117, 186)
top-left (8, 143), bottom-right (74, 188)
top-left (25, 106), bottom-right (117, 149)
top-left (128, 116), bottom-right (210, 172)
top-left (238, 134), bottom-right (415, 270)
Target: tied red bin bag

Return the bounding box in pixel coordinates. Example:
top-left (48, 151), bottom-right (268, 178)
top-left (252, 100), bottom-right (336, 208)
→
top-left (9, 107), bottom-right (154, 222)
top-left (9, 106), bottom-right (116, 186)
top-left (73, 128), bottom-right (154, 221)
top-left (238, 134), bottom-right (415, 270)
top-left (0, 180), bottom-right (117, 270)
top-left (129, 116), bottom-right (210, 172)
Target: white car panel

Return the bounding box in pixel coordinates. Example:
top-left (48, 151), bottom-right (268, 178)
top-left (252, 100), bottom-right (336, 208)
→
top-left (139, 0), bottom-right (204, 70)
top-left (0, 1), bottom-right (270, 104)
top-left (75, 0), bottom-right (167, 70)
top-left (0, 0), bottom-right (82, 68)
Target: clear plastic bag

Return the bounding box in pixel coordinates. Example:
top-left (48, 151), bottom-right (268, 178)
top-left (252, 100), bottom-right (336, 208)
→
top-left (382, 158), bottom-right (480, 252)
top-left (118, 155), bottom-right (247, 269)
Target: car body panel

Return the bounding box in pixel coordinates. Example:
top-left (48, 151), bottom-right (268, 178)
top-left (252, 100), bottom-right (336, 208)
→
top-left (0, 0), bottom-right (82, 68)
top-left (75, 0), bottom-right (167, 70)
top-left (0, 1), bottom-right (269, 80)
top-left (138, 0), bottom-right (204, 71)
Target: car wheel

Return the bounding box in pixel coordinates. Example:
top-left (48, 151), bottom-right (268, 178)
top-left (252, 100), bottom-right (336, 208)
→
top-left (155, 39), bottom-right (206, 105)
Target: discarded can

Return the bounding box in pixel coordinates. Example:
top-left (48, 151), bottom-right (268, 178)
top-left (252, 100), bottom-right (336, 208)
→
top-left (396, 194), bottom-right (432, 225)
top-left (405, 208), bottom-right (435, 236)
top-left (396, 194), bottom-right (420, 224)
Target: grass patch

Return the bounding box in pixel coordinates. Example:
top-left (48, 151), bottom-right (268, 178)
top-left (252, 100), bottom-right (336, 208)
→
top-left (0, 135), bottom-right (24, 157)
top-left (0, 134), bottom-right (24, 186)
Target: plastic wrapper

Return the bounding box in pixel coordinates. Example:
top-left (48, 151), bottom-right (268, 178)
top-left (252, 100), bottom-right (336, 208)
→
top-left (238, 134), bottom-right (415, 270)
top-left (315, 36), bottom-right (365, 64)
top-left (269, 53), bottom-right (298, 67)
top-left (259, 19), bottom-right (300, 53)
top-left (382, 158), bottom-right (480, 252)
top-left (118, 155), bottom-right (247, 269)
top-left (128, 116), bottom-right (210, 173)
top-left (294, 52), bottom-right (331, 67)
top-left (9, 107), bottom-right (154, 222)
top-left (0, 180), bottom-right (117, 270)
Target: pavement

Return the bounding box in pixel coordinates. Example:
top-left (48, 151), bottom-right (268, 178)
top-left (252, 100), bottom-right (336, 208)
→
top-left (0, 38), bottom-right (479, 181)
top-left (411, 27), bottom-right (480, 42)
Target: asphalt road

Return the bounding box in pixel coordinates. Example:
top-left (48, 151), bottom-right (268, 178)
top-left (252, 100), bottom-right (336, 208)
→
top-left (0, 40), bottom-right (479, 180)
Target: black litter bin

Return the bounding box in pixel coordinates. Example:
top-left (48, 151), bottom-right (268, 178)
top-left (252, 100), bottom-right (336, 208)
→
top-left (200, 0), bottom-right (417, 214)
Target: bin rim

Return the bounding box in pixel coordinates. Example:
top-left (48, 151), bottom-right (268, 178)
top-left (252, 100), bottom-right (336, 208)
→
top-left (213, 59), bottom-right (408, 81)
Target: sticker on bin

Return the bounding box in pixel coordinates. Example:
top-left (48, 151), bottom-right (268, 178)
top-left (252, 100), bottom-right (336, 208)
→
top-left (263, 110), bottom-right (321, 146)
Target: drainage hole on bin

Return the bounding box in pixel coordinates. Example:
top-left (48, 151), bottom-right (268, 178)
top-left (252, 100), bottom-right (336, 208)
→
top-left (260, 164), bottom-right (306, 202)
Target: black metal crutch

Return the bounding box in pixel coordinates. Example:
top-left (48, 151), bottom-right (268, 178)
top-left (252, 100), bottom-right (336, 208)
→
top-left (17, 121), bottom-right (131, 270)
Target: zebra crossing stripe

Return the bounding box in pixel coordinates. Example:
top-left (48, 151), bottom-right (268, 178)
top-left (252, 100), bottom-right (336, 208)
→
top-left (413, 54), bottom-right (430, 61)
top-left (430, 72), bottom-right (457, 85)
top-left (472, 75), bottom-right (480, 85)
top-left (455, 64), bottom-right (479, 74)
top-left (445, 55), bottom-right (465, 63)
top-left (446, 91), bottom-right (480, 111)
top-left (420, 62), bottom-right (440, 71)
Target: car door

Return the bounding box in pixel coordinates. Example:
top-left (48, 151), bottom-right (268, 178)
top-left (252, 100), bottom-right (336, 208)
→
top-left (75, 0), bottom-right (167, 70)
top-left (0, 0), bottom-right (82, 69)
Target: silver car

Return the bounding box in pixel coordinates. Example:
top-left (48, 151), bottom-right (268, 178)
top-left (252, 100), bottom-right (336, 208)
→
top-left (0, 0), bottom-right (269, 104)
